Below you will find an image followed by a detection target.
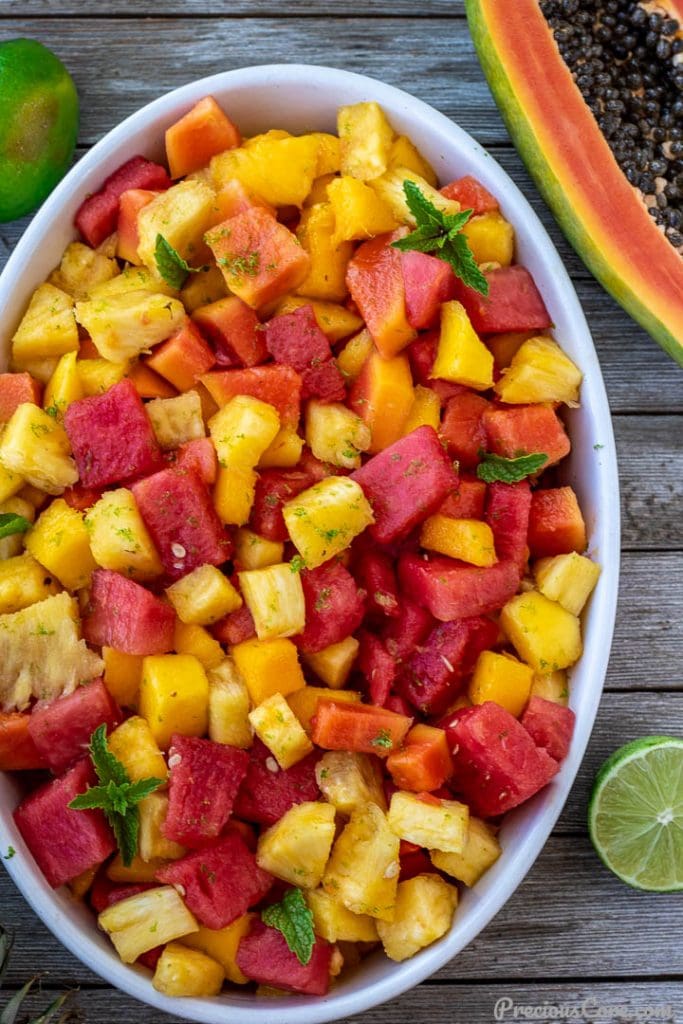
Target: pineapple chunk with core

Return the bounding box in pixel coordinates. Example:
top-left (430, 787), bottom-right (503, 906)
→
top-left (420, 516), bottom-right (497, 567)
top-left (495, 336), bottom-right (583, 405)
top-left (249, 692), bottom-right (313, 769)
top-left (103, 647), bottom-right (144, 708)
top-left (75, 291), bottom-right (186, 363)
top-left (207, 658), bottom-right (253, 749)
top-left (370, 167), bottom-right (460, 226)
top-left (501, 590), bottom-right (582, 672)
top-left (328, 176), bottom-right (399, 244)
top-left (238, 562), bottom-right (305, 640)
top-left (338, 101), bottom-right (394, 181)
top-left (316, 750), bottom-right (387, 816)
top-left (301, 636), bottom-right (359, 690)
top-left (11, 284), bottom-right (78, 365)
top-left (181, 916), bottom-right (254, 985)
top-left (283, 476), bottom-right (374, 569)
top-left (234, 528), bottom-right (284, 571)
top-left (153, 942), bottom-right (224, 998)
top-left (432, 301), bottom-right (494, 391)
top-left (231, 637), bottom-right (305, 706)
top-left (258, 427), bottom-right (304, 469)
top-left (388, 791), bottom-right (469, 854)
top-left (287, 686), bottom-right (361, 735)
top-left (209, 395), bottom-right (280, 470)
top-left (305, 400), bottom-right (371, 470)
top-left (166, 564), bottom-right (242, 625)
top-left (323, 802), bottom-right (400, 920)
top-left (25, 497), bottom-right (96, 590)
top-left (257, 801), bottom-right (336, 888)
top-left (530, 668), bottom-right (569, 706)
top-left (48, 241), bottom-right (118, 301)
top-left (534, 552), bottom-right (601, 616)
top-left (108, 715), bottom-right (168, 783)
top-left (85, 488), bottom-right (163, 582)
top-left (213, 465), bottom-right (257, 526)
top-left (468, 650), bottom-right (533, 718)
top-left (147, 391), bottom-right (205, 450)
top-left (0, 403), bottom-right (77, 494)
top-left (0, 553), bottom-right (58, 615)
top-left (305, 889), bottom-right (379, 943)
top-left (139, 792), bottom-right (186, 862)
top-left (98, 886), bottom-right (198, 964)
top-left (43, 351), bottom-right (83, 420)
top-left (136, 179), bottom-right (217, 272)
top-left (139, 654), bottom-right (209, 750)
top-left (174, 620), bottom-right (224, 670)
top-left (376, 874), bottom-right (457, 962)
top-left (430, 817), bottom-right (501, 887)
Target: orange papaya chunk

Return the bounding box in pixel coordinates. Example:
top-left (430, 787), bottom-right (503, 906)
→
top-left (116, 188), bottom-right (160, 264)
top-left (349, 347), bottom-right (414, 453)
top-left (346, 232), bottom-right (416, 358)
top-left (165, 96), bottom-right (241, 179)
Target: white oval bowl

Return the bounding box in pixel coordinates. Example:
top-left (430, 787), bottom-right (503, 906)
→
top-left (0, 64), bottom-right (620, 1024)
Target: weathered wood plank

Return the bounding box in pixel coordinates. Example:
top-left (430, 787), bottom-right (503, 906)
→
top-left (615, 417), bottom-right (683, 549)
top-left (3, 0), bottom-right (466, 17)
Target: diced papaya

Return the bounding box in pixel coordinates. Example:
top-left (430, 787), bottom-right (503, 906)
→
top-left (0, 712), bottom-right (47, 770)
top-left (386, 724), bottom-right (453, 793)
top-left (438, 475), bottom-right (487, 519)
top-left (528, 487), bottom-right (587, 557)
top-left (166, 96), bottom-right (240, 179)
top-left (213, 179), bottom-right (275, 221)
top-left (346, 233), bottom-right (415, 358)
top-left (126, 361), bottom-right (177, 400)
top-left (116, 188), bottom-right (159, 264)
top-left (311, 700), bottom-right (412, 758)
top-left (348, 348), bottom-right (414, 453)
top-left (192, 297), bottom-right (267, 368)
top-left (146, 318), bottom-right (216, 391)
top-left (0, 372), bottom-right (41, 423)
top-left (296, 202), bottom-right (353, 302)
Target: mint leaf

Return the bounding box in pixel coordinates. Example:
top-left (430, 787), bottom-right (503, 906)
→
top-left (262, 888), bottom-right (315, 965)
top-left (476, 452), bottom-right (548, 484)
top-left (89, 723), bottom-right (128, 787)
top-left (155, 234), bottom-right (207, 289)
top-left (441, 232), bottom-right (489, 295)
top-left (0, 513), bottom-right (30, 540)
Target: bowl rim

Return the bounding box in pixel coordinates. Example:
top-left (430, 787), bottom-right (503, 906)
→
top-left (0, 62), bottom-right (621, 1024)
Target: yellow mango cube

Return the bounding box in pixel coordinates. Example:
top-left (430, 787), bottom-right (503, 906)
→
top-left (274, 294), bottom-right (363, 342)
top-left (166, 564), bottom-right (242, 625)
top-left (387, 791), bottom-right (469, 854)
top-left (75, 292), bottom-right (186, 363)
top-left (43, 351), bottom-right (83, 420)
top-left (181, 915), bottom-right (254, 985)
top-left (403, 385), bottom-right (441, 435)
top-left (287, 686), bottom-right (361, 735)
top-left (388, 135), bottom-right (437, 185)
top-left (257, 801), bottom-right (336, 888)
top-left (487, 330), bottom-right (536, 369)
top-left (376, 874), bottom-right (458, 962)
top-left (146, 392), bottom-right (205, 450)
top-left (0, 553), bottom-right (58, 614)
top-left (530, 668), bottom-right (569, 706)
top-left (495, 335), bottom-right (583, 405)
top-left (296, 203), bottom-right (353, 302)
top-left (323, 802), bottom-right (400, 921)
top-left (430, 816), bottom-right (501, 886)
top-left (103, 647), bottom-right (144, 708)
top-left (107, 854), bottom-right (170, 884)
top-left (462, 211), bottom-right (514, 266)
top-left (419, 516), bottom-right (497, 567)
top-left (534, 552), bottom-right (601, 616)
top-left (327, 176), bottom-right (399, 243)
top-left (231, 637), bottom-right (305, 706)
top-left (468, 650), bottom-right (533, 718)
top-left (500, 590), bottom-right (582, 672)
top-left (153, 942), bottom-right (224, 998)
top-left (180, 264), bottom-right (228, 313)
top-left (11, 283), bottom-right (78, 365)
top-left (301, 636), bottom-right (359, 690)
top-left (48, 240), bottom-right (118, 301)
top-left (207, 658), bottom-right (253, 749)
top-left (249, 692), bottom-right (313, 769)
top-left (98, 886), bottom-right (198, 964)
top-left (283, 476), bottom-right (374, 569)
top-left (258, 427), bottom-right (304, 469)
top-left (25, 497), bottom-right (96, 590)
top-left (77, 358), bottom-right (128, 396)
top-left (85, 488), bottom-right (162, 582)
top-left (209, 395), bottom-right (280, 470)
top-left (304, 172), bottom-right (335, 207)
top-left (337, 329), bottom-right (373, 382)
top-left (211, 135), bottom-right (320, 207)
top-left (139, 654), bottom-right (209, 750)
top-left (138, 792), bottom-right (186, 862)
top-left (234, 528), bottom-right (284, 571)
top-left (305, 400), bottom-right (371, 470)
top-left (174, 620), bottom-right (224, 670)
top-left (107, 715), bottom-right (168, 783)
top-left (137, 179), bottom-right (217, 272)
top-left (432, 300), bottom-right (494, 391)
top-left (0, 403), bottom-right (77, 494)
top-left (213, 465), bottom-right (257, 526)
top-left (338, 101), bottom-right (394, 181)
top-left (305, 889), bottom-right (379, 943)
top-left (315, 750), bottom-right (386, 815)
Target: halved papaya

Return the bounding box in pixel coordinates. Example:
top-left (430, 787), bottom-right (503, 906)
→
top-left (465, 0), bottom-right (683, 365)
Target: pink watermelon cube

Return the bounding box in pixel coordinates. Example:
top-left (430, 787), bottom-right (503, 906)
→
top-left (453, 265), bottom-right (552, 334)
top-left (64, 379), bottom-right (163, 489)
top-left (357, 630), bottom-right (396, 707)
top-left (13, 758), bottom-right (115, 888)
top-left (82, 569), bottom-right (176, 655)
top-left (250, 468), bottom-right (315, 542)
top-left (441, 701), bottom-right (559, 817)
top-left (132, 466), bottom-right (232, 580)
top-left (265, 305), bottom-right (345, 401)
top-left (398, 616), bottom-right (499, 715)
top-left (485, 480), bottom-right (532, 572)
top-left (90, 876), bottom-right (154, 913)
top-left (174, 437), bottom-right (218, 486)
top-left (400, 250), bottom-right (456, 330)
top-left (521, 696), bottom-right (576, 763)
top-left (295, 559), bottom-right (366, 653)
top-left (440, 391), bottom-right (491, 469)
top-left (300, 358), bottom-right (345, 402)
top-left (236, 917), bottom-right (332, 996)
top-left (351, 426), bottom-right (458, 544)
top-left (163, 735), bottom-right (249, 848)
top-left (233, 739), bottom-right (320, 826)
top-left (438, 475), bottom-right (487, 520)
top-left (381, 598), bottom-right (435, 663)
top-left (28, 679), bottom-right (121, 775)
top-left (353, 546), bottom-right (400, 620)
top-left (212, 603), bottom-right (256, 646)
top-left (75, 155), bottom-right (171, 248)
top-left (398, 552), bottom-right (521, 622)
top-left (156, 831), bottom-right (273, 929)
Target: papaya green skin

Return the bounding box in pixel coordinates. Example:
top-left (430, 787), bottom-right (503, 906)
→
top-left (0, 39), bottom-right (79, 223)
top-left (465, 0), bottom-right (683, 367)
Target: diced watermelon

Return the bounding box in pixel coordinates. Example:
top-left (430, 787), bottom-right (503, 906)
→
top-left (346, 231), bottom-right (415, 358)
top-left (192, 297), bottom-right (267, 368)
top-left (28, 679), bottom-right (121, 776)
top-left (156, 831), bottom-right (273, 929)
top-left (398, 552), bottom-right (521, 622)
top-left (400, 250), bottom-right (456, 330)
top-left (384, 693), bottom-right (413, 717)
top-left (521, 696), bottom-right (575, 762)
top-left (381, 598), bottom-right (435, 663)
top-left (163, 735), bottom-right (249, 848)
top-left (441, 701), bottom-right (559, 817)
top-left (200, 365), bottom-right (302, 429)
top-left (236, 917), bottom-right (332, 996)
top-left (294, 559), bottom-right (365, 654)
top-left (211, 603), bottom-right (256, 645)
top-left (265, 306), bottom-right (344, 402)
top-left (353, 546), bottom-right (400, 619)
top-left (82, 569), bottom-right (176, 656)
top-left (485, 480), bottom-right (532, 571)
top-left (250, 468), bottom-right (315, 542)
top-left (64, 379), bottom-right (163, 489)
top-left (440, 392), bottom-right (491, 469)
top-left (75, 156), bottom-right (172, 248)
top-left (174, 437), bottom-right (218, 486)
top-left (0, 712), bottom-right (47, 771)
top-left (300, 359), bottom-right (346, 402)
top-left (296, 448), bottom-right (332, 482)
top-left (399, 846), bottom-right (435, 882)
top-left (398, 616), bottom-right (499, 715)
top-left (132, 467), bottom-right (232, 580)
top-left (438, 475), bottom-right (487, 520)
top-left (90, 876), bottom-right (154, 914)
top-left (0, 372), bottom-right (41, 423)
top-left (137, 946), bottom-right (165, 971)
top-left (483, 404), bottom-right (571, 468)
top-left (528, 487), bottom-right (587, 557)
top-left (357, 630), bottom-right (396, 707)
top-left (233, 739), bottom-right (319, 827)
top-left (453, 266), bottom-right (552, 334)
top-left (13, 758), bottom-right (116, 888)
top-left (440, 175), bottom-right (500, 214)
top-left (407, 331), bottom-right (467, 403)
top-left (63, 484), bottom-right (104, 512)
top-left (311, 701), bottom-right (412, 757)
top-left (351, 426), bottom-right (458, 544)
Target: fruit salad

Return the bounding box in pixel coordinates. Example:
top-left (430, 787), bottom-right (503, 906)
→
top-left (0, 95), bottom-right (601, 1000)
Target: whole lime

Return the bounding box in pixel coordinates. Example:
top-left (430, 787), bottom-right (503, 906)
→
top-left (0, 38), bottom-right (79, 222)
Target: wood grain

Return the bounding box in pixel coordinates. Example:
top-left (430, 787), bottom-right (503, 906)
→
top-left (3, 0), bottom-right (466, 18)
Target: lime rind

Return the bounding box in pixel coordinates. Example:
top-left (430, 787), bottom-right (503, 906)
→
top-left (588, 736), bottom-right (683, 893)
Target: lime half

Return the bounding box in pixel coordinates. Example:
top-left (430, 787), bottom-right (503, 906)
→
top-left (588, 736), bottom-right (683, 892)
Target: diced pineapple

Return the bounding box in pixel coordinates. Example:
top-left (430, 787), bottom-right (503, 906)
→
top-left (0, 403), bottom-right (77, 494)
top-left (305, 888), bottom-right (379, 943)
top-left (327, 176), bottom-right (399, 243)
top-left (310, 133), bottom-right (341, 176)
top-left (305, 400), bottom-right (371, 470)
top-left (534, 552), bottom-right (601, 616)
top-left (234, 528), bottom-right (284, 571)
top-left (25, 497), bottom-right (96, 590)
top-left (376, 874), bottom-right (458, 962)
top-left (388, 135), bottom-right (437, 186)
top-left (0, 463), bottom-right (23, 506)
top-left (213, 465), bottom-right (257, 526)
top-left (0, 497), bottom-right (34, 560)
top-left (98, 886), bottom-right (198, 964)
top-left (257, 801), bottom-right (336, 888)
top-left (180, 915), bottom-right (254, 985)
top-left (231, 638), bottom-right (305, 706)
top-left (153, 942), bottom-right (224, 997)
top-left (210, 134), bottom-right (320, 208)
top-left (43, 351), bottom-right (83, 420)
top-left (77, 357), bottom-right (128, 396)
top-left (388, 791), bottom-right (469, 854)
top-left (304, 172), bottom-right (335, 207)
top-left (495, 335), bottom-right (583, 405)
top-left (139, 791), bottom-right (186, 862)
top-left (301, 636), bottom-right (359, 690)
top-left (174, 620), bottom-right (224, 670)
top-left (48, 241), bottom-right (119, 301)
top-left (468, 650), bottom-right (533, 718)
top-left (257, 427), bottom-right (304, 469)
top-left (283, 476), bottom-right (374, 569)
top-left (85, 488), bottom-right (163, 582)
top-left (462, 211), bottom-right (514, 266)
top-left (207, 658), bottom-right (252, 748)
top-left (432, 300), bottom-right (494, 391)
top-left (108, 715), bottom-right (168, 783)
top-left (315, 750), bottom-right (386, 816)
top-left (209, 395), bottom-right (280, 470)
top-left (107, 854), bottom-right (170, 884)
top-left (337, 329), bottom-right (373, 382)
top-left (0, 553), bottom-right (58, 614)
top-left (274, 294), bottom-right (363, 343)
top-left (530, 668), bottom-right (569, 706)
top-left (136, 179), bottom-right (218, 273)
top-left (11, 284), bottom-right (78, 366)
top-left (139, 654), bottom-right (209, 750)
top-left (370, 167), bottom-right (460, 226)
top-left (403, 384), bottom-right (441, 434)
top-left (102, 647), bottom-right (144, 708)
top-left (249, 692), bottom-right (313, 769)
top-left (500, 590), bottom-right (582, 672)
top-left (89, 264), bottom-right (179, 301)
top-left (338, 102), bottom-right (394, 181)
top-left (146, 391), bottom-right (205, 449)
top-left (166, 564), bottom-right (242, 625)
top-left (296, 202), bottom-right (353, 303)
top-left (288, 686), bottom-right (361, 735)
top-left (430, 817), bottom-right (501, 886)
top-left (75, 291), bottom-right (186, 362)
top-left (180, 264), bottom-right (228, 313)
top-left (323, 803), bottom-right (400, 921)
top-left (238, 563), bottom-right (305, 640)
top-left (420, 516), bottom-right (497, 567)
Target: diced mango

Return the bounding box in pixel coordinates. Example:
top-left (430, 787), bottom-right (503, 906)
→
top-left (48, 241), bottom-right (119, 301)
top-left (420, 516), bottom-right (497, 567)
top-left (107, 854), bottom-right (170, 884)
top-left (462, 211), bottom-right (514, 266)
top-left (209, 395), bottom-right (280, 470)
top-left (85, 488), bottom-right (163, 582)
top-left (495, 335), bottom-right (583, 405)
top-left (146, 391), bottom-right (205, 450)
top-left (231, 637), bottom-right (305, 706)
top-left (388, 135), bottom-right (437, 186)
top-left (173, 620), bottom-right (224, 670)
top-left (0, 553), bottom-right (58, 614)
top-left (180, 915), bottom-right (255, 985)
top-left (305, 401), bottom-right (371, 471)
top-left (249, 692), bottom-right (313, 769)
top-left (238, 562), bottom-right (305, 641)
top-left (388, 791), bottom-right (469, 854)
top-left (166, 564), bottom-right (242, 626)
top-left (0, 463), bottom-right (23, 505)
top-left (257, 801), bottom-right (336, 888)
top-left (315, 750), bottom-right (386, 816)
top-left (75, 292), bottom-right (186, 363)
top-left (207, 658), bottom-right (253, 749)
top-left (138, 792), bottom-right (186, 862)
top-left (323, 803), bottom-right (400, 921)
top-left (107, 715), bottom-right (168, 783)
top-left (468, 650), bottom-right (533, 718)
top-left (338, 101), bottom-right (394, 181)
top-left (337, 329), bottom-right (374, 382)
top-left (257, 427), bottom-right (304, 469)
top-left (430, 817), bottom-right (501, 886)
top-left (370, 167), bottom-right (460, 226)
top-left (500, 590), bottom-right (582, 672)
top-left (136, 179), bottom-right (217, 272)
top-left (288, 686), bottom-right (362, 735)
top-left (98, 886), bottom-right (198, 964)
top-left (43, 351), bottom-right (83, 420)
top-left (102, 647), bottom-right (144, 708)
top-left (534, 552), bottom-right (601, 616)
top-left (210, 134), bottom-right (320, 207)
top-left (139, 654), bottom-right (209, 749)
top-left (213, 465), bottom-right (257, 526)
top-left (305, 889), bottom-right (379, 943)
top-left (180, 264), bottom-right (228, 313)
top-left (153, 942), bottom-right (224, 998)
top-left (487, 330), bottom-right (536, 369)
top-left (529, 668), bottom-right (569, 706)
top-left (301, 636), bottom-right (360, 690)
top-left (11, 284), bottom-right (78, 366)
top-left (234, 528), bottom-right (284, 571)
top-left (0, 403), bottom-right (77, 494)
top-left (25, 496), bottom-right (96, 589)
top-left (328, 176), bottom-right (399, 244)
top-left (376, 874), bottom-right (458, 962)
top-left (403, 385), bottom-right (441, 435)
top-left (296, 202), bottom-right (353, 302)
top-left (283, 476), bottom-right (374, 569)
top-left (77, 358), bottom-right (128, 396)
top-left (432, 300), bottom-right (494, 391)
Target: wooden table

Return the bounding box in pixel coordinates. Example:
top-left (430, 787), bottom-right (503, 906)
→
top-left (1, 2), bottom-right (682, 1021)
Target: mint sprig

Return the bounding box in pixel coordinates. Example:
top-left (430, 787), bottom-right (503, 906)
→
top-left (391, 180), bottom-right (489, 296)
top-left (69, 725), bottom-right (163, 866)
top-left (154, 234), bottom-right (208, 289)
top-left (0, 513), bottom-right (30, 540)
top-left (476, 451), bottom-right (548, 484)
top-left (262, 888), bottom-right (315, 965)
